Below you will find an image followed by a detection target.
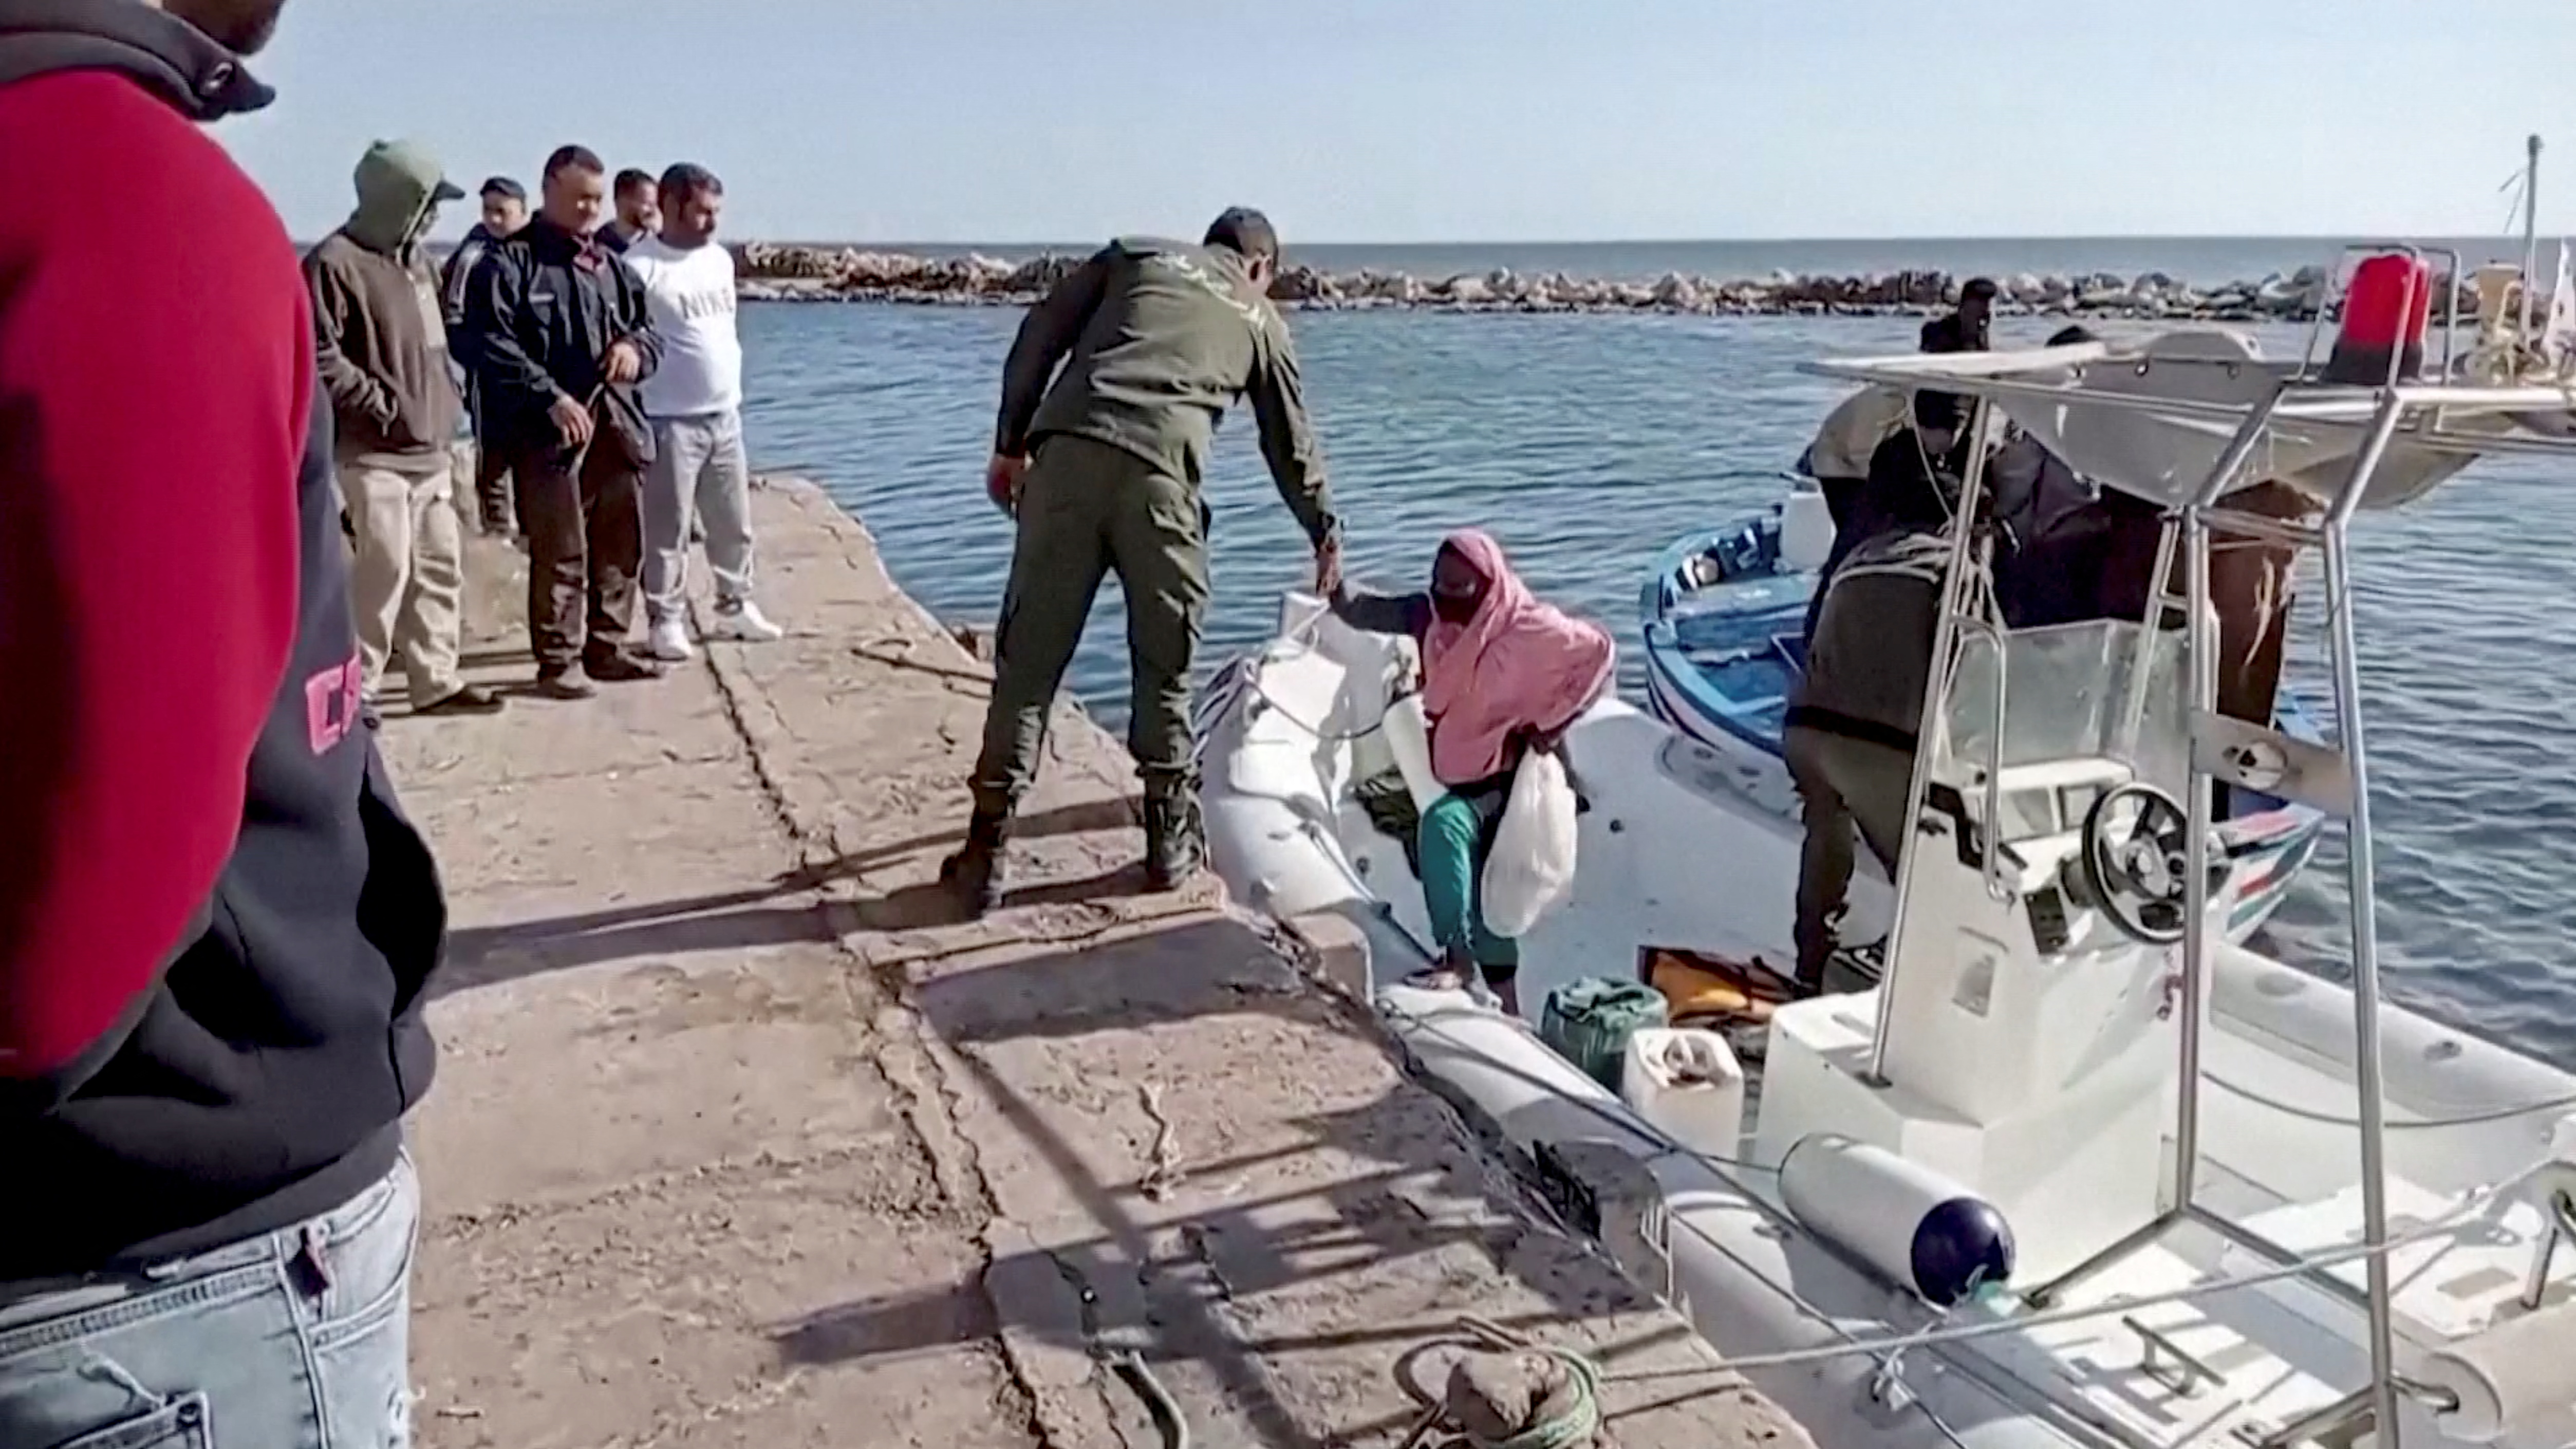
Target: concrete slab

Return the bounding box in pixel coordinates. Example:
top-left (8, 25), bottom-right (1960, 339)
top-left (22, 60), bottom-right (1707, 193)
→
top-left (401, 476), bottom-right (1813, 1449)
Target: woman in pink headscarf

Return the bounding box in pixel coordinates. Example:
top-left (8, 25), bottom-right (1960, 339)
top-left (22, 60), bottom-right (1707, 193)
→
top-left (1330, 529), bottom-right (1615, 1012)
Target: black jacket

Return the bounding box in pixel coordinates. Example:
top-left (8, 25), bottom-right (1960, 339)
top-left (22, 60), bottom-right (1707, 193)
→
top-left (439, 221), bottom-right (501, 354)
top-left (462, 218), bottom-right (662, 461)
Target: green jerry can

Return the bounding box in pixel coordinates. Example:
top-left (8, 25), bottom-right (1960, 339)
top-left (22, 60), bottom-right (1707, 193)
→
top-left (1539, 977), bottom-right (1670, 1094)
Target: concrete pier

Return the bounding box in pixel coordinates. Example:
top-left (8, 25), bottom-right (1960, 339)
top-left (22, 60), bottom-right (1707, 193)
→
top-left (393, 477), bottom-right (1812, 1448)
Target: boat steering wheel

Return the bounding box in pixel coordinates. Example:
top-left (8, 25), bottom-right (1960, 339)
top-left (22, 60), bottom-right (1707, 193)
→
top-left (2080, 783), bottom-right (2193, 945)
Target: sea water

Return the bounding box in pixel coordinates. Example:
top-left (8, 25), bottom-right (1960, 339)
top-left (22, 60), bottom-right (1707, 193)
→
top-left (740, 290), bottom-right (2576, 1068)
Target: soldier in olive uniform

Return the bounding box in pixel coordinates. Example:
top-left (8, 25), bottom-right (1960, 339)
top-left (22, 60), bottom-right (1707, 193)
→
top-left (945, 208), bottom-right (1342, 914)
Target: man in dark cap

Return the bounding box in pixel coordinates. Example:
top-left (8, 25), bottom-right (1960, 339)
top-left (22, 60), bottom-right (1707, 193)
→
top-left (443, 176), bottom-right (529, 326)
top-left (443, 175), bottom-right (529, 533)
top-left (944, 207), bottom-right (1343, 914)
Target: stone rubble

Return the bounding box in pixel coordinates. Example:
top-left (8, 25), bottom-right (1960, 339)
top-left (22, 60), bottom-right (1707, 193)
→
top-left (728, 242), bottom-right (2474, 322)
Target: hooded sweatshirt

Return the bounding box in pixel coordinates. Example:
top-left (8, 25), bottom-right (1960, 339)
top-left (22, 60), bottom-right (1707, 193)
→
top-left (304, 140), bottom-right (463, 473)
top-left (0, 0), bottom-right (447, 1277)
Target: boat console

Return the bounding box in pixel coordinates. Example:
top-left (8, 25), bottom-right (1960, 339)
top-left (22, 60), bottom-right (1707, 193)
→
top-left (1755, 619), bottom-right (2207, 1283)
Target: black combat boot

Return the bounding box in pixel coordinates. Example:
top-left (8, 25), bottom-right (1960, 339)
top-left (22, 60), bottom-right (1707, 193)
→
top-left (938, 806), bottom-right (1013, 918)
top-left (1142, 785), bottom-right (1206, 893)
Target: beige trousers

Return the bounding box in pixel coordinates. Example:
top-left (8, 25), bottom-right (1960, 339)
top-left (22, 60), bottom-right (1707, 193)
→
top-left (340, 458), bottom-right (465, 704)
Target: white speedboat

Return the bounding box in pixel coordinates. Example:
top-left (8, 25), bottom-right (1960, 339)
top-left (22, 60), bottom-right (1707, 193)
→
top-left (1199, 254), bottom-right (2576, 1448)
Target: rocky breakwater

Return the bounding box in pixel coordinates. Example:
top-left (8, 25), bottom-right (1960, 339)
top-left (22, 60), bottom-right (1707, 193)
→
top-left (734, 243), bottom-right (2471, 323)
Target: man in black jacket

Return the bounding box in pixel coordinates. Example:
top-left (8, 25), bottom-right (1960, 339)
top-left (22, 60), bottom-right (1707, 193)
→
top-left (465, 143), bottom-right (666, 698)
top-left (442, 174), bottom-right (527, 533)
top-left (440, 175), bottom-right (526, 332)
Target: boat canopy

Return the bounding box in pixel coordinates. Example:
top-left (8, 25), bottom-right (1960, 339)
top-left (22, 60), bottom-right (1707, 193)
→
top-left (1804, 328), bottom-right (2576, 512)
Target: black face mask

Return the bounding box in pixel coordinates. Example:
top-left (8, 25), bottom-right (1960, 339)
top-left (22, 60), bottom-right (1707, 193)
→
top-left (1432, 588), bottom-right (1480, 624)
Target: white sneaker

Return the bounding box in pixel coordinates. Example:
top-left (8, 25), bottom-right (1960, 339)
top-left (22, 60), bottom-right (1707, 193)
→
top-left (708, 599), bottom-right (784, 642)
top-left (647, 616), bottom-right (696, 661)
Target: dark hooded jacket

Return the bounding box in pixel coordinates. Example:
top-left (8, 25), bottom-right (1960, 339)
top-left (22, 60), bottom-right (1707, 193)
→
top-left (0, 0), bottom-right (447, 1277)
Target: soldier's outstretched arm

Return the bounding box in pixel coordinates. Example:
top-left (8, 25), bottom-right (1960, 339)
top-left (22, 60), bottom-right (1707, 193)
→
top-left (993, 246), bottom-right (1113, 459)
top-left (1248, 322), bottom-right (1339, 553)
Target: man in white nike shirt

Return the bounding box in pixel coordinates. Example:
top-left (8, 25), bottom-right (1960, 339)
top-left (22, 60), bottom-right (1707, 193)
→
top-left (626, 163), bottom-right (781, 656)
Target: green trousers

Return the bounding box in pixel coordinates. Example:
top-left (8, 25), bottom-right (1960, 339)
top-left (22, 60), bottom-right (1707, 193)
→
top-left (972, 434), bottom-right (1211, 812)
top-left (1418, 791), bottom-right (1521, 985)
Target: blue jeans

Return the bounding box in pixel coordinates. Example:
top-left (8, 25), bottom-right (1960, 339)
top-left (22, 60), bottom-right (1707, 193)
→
top-left (0, 1152), bottom-right (420, 1449)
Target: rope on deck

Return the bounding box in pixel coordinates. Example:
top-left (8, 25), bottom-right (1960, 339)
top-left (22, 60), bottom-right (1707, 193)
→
top-left (1394, 1315), bottom-right (1604, 1449)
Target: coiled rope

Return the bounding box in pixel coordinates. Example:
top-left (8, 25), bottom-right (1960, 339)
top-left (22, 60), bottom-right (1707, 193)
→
top-left (1394, 1316), bottom-right (1604, 1449)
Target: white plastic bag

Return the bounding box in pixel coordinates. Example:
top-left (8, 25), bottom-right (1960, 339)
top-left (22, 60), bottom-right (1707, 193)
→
top-left (1480, 749), bottom-right (1579, 938)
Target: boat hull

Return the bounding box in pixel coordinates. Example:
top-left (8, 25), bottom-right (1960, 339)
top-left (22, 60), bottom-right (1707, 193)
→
top-left (1196, 601), bottom-right (2576, 1449)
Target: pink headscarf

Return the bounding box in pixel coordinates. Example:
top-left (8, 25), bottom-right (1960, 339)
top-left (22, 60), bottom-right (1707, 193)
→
top-left (1419, 530), bottom-right (1616, 785)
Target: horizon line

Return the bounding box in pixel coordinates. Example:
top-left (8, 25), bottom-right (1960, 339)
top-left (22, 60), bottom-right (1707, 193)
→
top-left (754, 230), bottom-right (2535, 249)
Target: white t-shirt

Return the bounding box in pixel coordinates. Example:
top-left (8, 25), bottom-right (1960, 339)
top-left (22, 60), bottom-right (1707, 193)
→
top-left (625, 235), bottom-right (743, 419)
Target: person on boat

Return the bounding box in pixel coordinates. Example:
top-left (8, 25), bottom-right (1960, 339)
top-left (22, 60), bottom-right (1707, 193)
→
top-left (1784, 451), bottom-right (1955, 994)
top-left (1798, 297), bottom-right (1995, 609)
top-left (1330, 531), bottom-right (1615, 1015)
top-left (1902, 276), bottom-right (1996, 488)
top-left (943, 209), bottom-right (1342, 915)
top-left (1799, 383), bottom-right (1909, 532)
top-left (1, 1), bottom-right (449, 1435)
top-left (2090, 472), bottom-right (2313, 727)
top-left (2202, 479), bottom-right (2317, 728)
top-left (1801, 388), bottom-right (1976, 643)
top-left (1921, 276), bottom-right (1996, 354)
top-left (1991, 326), bottom-right (2116, 628)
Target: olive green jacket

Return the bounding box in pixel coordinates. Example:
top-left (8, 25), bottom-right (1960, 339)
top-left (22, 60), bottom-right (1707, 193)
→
top-left (996, 238), bottom-right (1336, 546)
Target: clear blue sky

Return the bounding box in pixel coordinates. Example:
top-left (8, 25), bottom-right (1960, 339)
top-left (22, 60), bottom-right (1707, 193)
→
top-left (221, 0), bottom-right (2574, 245)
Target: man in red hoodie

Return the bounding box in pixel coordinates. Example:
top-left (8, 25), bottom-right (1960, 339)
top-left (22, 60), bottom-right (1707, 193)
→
top-left (0, 2), bottom-right (450, 1443)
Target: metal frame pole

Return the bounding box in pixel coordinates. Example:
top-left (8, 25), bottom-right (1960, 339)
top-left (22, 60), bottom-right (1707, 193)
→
top-left (2322, 393), bottom-right (2410, 1446)
top-left (2523, 136), bottom-right (2544, 345)
top-left (2020, 387), bottom-right (2283, 1309)
top-left (1862, 399), bottom-right (2001, 1087)
top-left (2172, 387), bottom-right (2287, 1211)
top-left (2111, 515), bottom-right (2181, 760)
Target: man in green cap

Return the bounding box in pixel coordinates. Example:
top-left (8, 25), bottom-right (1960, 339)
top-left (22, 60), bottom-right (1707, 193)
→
top-left (304, 138), bottom-right (503, 715)
top-left (944, 208), bottom-right (1342, 914)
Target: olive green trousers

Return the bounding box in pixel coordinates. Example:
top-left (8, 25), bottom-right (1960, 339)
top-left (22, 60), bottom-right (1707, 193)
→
top-left (970, 434), bottom-right (1211, 813)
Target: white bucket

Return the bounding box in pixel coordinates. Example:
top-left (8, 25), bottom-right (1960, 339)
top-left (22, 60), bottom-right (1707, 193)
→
top-left (1779, 486), bottom-right (1836, 572)
top-left (1620, 1027), bottom-right (1747, 1159)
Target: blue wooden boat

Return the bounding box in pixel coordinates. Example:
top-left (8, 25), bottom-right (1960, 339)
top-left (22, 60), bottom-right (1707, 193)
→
top-left (1639, 508), bottom-right (2328, 942)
